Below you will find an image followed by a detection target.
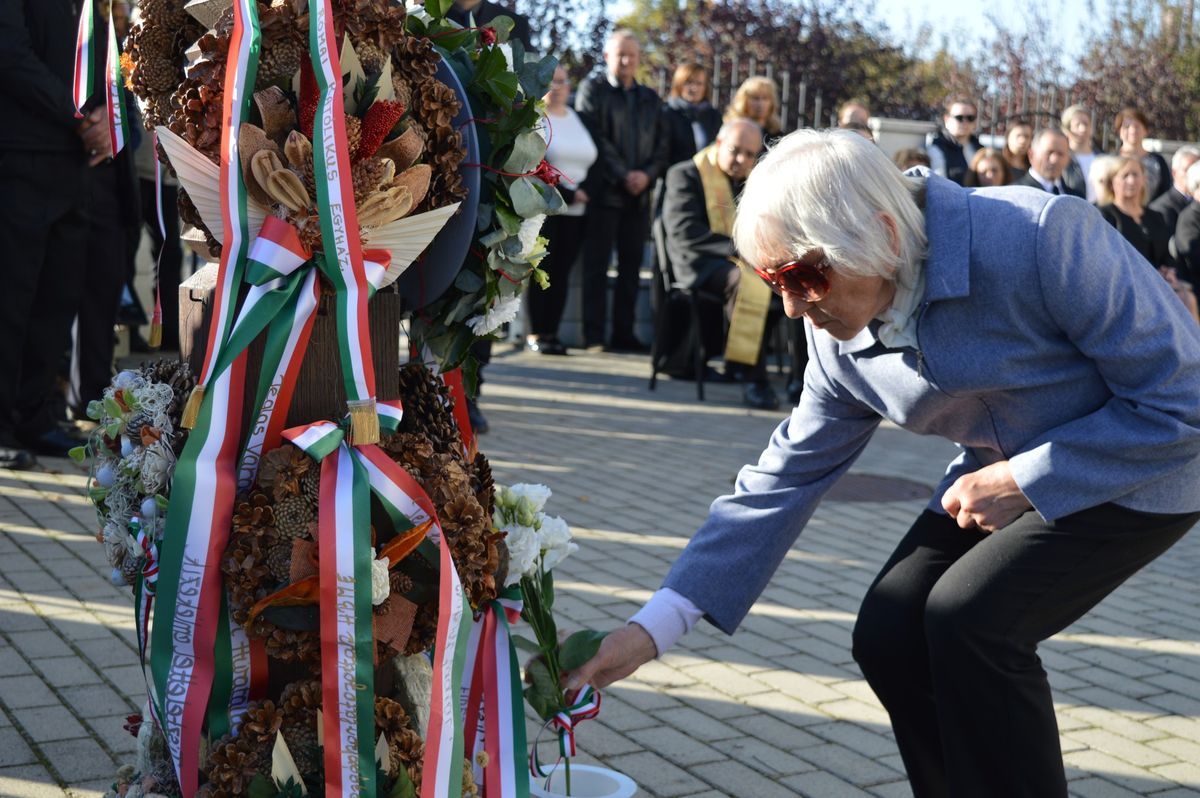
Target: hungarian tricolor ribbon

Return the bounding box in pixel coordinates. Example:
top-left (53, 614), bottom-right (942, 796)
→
top-left (530, 685), bottom-right (602, 779)
top-left (149, 1), bottom-right (261, 792)
top-left (149, 133), bottom-right (167, 349)
top-left (461, 587), bottom-right (529, 797)
top-left (104, 3), bottom-right (128, 155)
top-left (308, 0), bottom-right (379, 446)
top-left (129, 516), bottom-right (165, 732)
top-left (72, 0), bottom-right (95, 117)
top-left (72, 0), bottom-right (128, 153)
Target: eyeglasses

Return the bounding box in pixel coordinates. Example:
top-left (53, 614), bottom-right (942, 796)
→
top-left (753, 256), bottom-right (831, 301)
top-left (952, 114), bottom-right (977, 123)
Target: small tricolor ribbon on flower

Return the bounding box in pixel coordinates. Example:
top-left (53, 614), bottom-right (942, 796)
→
top-left (530, 684), bottom-right (602, 778)
top-left (72, 0), bottom-right (128, 154)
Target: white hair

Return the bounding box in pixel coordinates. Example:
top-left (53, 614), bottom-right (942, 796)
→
top-left (1186, 159), bottom-right (1200, 195)
top-left (732, 128), bottom-right (927, 288)
top-left (1172, 145), bottom-right (1200, 173)
top-left (604, 29), bottom-right (638, 53)
top-left (716, 118), bottom-right (762, 142)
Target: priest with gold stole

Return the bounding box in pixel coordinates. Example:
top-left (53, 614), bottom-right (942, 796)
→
top-left (660, 119), bottom-right (779, 408)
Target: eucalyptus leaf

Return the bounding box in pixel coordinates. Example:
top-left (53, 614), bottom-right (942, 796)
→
top-left (425, 0), bottom-right (453, 21)
top-left (509, 176), bottom-right (550, 218)
top-left (489, 15), bottom-right (515, 42)
top-left (479, 229), bottom-right (508, 249)
top-left (454, 269), bottom-right (485, 293)
top-left (475, 202), bottom-right (494, 232)
top-left (484, 72), bottom-right (520, 107)
top-left (512, 635), bottom-right (542, 654)
top-left (558, 629), bottom-right (608, 672)
top-left (494, 204), bottom-right (522, 236)
top-left (502, 129), bottom-right (548, 175)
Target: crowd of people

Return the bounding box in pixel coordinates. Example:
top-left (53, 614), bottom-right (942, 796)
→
top-left (533, 29), bottom-right (1200, 416)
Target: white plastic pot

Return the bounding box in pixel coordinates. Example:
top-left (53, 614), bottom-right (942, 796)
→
top-left (528, 764), bottom-right (638, 798)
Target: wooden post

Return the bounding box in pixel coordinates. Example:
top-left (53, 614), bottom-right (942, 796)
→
top-left (780, 70), bottom-right (791, 130)
top-left (798, 79), bottom-right (808, 128)
top-left (813, 92), bottom-right (823, 131)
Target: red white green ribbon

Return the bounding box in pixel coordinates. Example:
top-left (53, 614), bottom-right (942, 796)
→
top-left (104, 4), bottom-right (128, 155)
top-left (531, 685), bottom-right (602, 779)
top-left (72, 0), bottom-right (95, 117)
top-left (462, 587), bottom-right (529, 797)
top-left (149, 1), bottom-right (261, 792)
top-left (308, 0), bottom-right (378, 444)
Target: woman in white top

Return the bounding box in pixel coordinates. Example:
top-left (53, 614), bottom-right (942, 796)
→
top-left (528, 65), bottom-right (598, 354)
top-left (1061, 104), bottom-right (1100, 202)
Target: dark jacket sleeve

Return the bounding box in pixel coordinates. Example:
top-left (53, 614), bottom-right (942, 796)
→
top-left (661, 162), bottom-right (734, 286)
top-left (0, 2), bottom-right (84, 130)
top-left (574, 77), bottom-right (627, 187)
top-left (1176, 204), bottom-right (1200, 285)
top-left (639, 97), bottom-right (671, 183)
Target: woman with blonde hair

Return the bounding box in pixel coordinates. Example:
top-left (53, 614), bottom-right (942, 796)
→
top-left (662, 62), bottom-right (722, 166)
top-left (725, 76), bottom-right (783, 138)
top-left (1060, 104), bottom-right (1099, 200)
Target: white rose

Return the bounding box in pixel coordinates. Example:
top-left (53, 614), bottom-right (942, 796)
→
top-left (502, 524), bottom-right (540, 584)
top-left (537, 515), bottom-right (577, 572)
top-left (371, 551), bottom-right (390, 606)
top-left (466, 294), bottom-right (521, 336)
top-left (507, 483), bottom-right (551, 514)
top-left (517, 215), bottom-right (546, 258)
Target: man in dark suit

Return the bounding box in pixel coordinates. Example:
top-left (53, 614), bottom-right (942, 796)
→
top-left (661, 119), bottom-right (779, 409)
top-left (1173, 161), bottom-right (1200, 286)
top-left (1014, 129), bottom-right (1084, 198)
top-left (0, 0), bottom-right (108, 468)
top-left (576, 30), bottom-right (670, 352)
top-left (1150, 145), bottom-right (1199, 238)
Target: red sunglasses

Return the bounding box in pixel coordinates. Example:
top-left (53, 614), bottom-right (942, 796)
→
top-left (753, 256), bottom-right (832, 301)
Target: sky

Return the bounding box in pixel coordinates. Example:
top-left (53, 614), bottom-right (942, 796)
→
top-left (863, 0), bottom-right (1094, 63)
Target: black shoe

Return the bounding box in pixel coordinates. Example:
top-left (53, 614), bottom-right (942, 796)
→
top-left (527, 337), bottom-right (568, 355)
top-left (743, 383), bottom-right (780, 410)
top-left (608, 336), bottom-right (650, 354)
top-left (17, 425), bottom-right (88, 457)
top-left (0, 443), bottom-right (36, 470)
top-left (787, 380), bottom-right (804, 404)
top-left (466, 398), bottom-right (489, 435)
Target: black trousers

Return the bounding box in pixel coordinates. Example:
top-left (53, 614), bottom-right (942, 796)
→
top-left (581, 201), bottom-right (649, 347)
top-left (852, 505), bottom-right (1198, 797)
top-left (529, 213), bottom-right (586, 338)
top-left (69, 160), bottom-right (129, 413)
top-left (0, 150), bottom-right (89, 438)
top-left (140, 178), bottom-right (183, 351)
top-left (697, 261), bottom-right (781, 383)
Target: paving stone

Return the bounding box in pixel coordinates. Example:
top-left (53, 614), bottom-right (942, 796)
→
top-left (0, 728), bottom-right (38, 766)
top-left (651, 707), bottom-right (742, 742)
top-left (796, 742), bottom-right (902, 786)
top-left (6, 631), bottom-right (73, 660)
top-left (84, 716), bottom-right (139, 757)
top-left (0, 675), bottom-right (58, 709)
top-left (57, 685), bottom-right (135, 720)
top-left (33, 657), bottom-right (104, 689)
top-left (9, 706), bottom-right (88, 743)
top-left (1065, 777), bottom-right (1148, 797)
top-left (690, 760), bottom-right (800, 798)
top-left (39, 738), bottom-right (115, 783)
top-left (1065, 728), bottom-right (1178, 768)
top-left (0, 645), bottom-right (33, 676)
top-left (0, 764), bottom-right (66, 798)
top-left (604, 751), bottom-right (708, 797)
top-left (627, 727), bottom-right (724, 768)
top-left (783, 770), bottom-right (877, 798)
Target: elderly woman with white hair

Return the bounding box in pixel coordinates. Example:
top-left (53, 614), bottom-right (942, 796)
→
top-left (568, 129), bottom-right (1200, 796)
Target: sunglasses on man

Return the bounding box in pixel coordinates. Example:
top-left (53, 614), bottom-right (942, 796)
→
top-left (752, 256), bottom-right (831, 302)
top-left (952, 114), bottom-right (977, 122)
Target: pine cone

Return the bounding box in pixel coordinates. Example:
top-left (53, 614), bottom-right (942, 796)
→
top-left (352, 156), bottom-right (392, 204)
top-left (344, 114), bottom-right (363, 161)
top-left (336, 0), bottom-right (407, 50)
top-left (300, 464), bottom-right (322, 507)
top-left (356, 39), bottom-right (387, 73)
top-left (274, 496), bottom-right (314, 540)
top-left (258, 37), bottom-right (305, 83)
top-left (132, 55), bottom-right (179, 95)
top-left (233, 492), bottom-right (276, 534)
top-left (472, 451), bottom-right (495, 519)
top-left (264, 542), bottom-right (292, 584)
top-left (376, 696), bottom-right (424, 789)
top-left (258, 445), bottom-right (312, 498)
top-left (392, 34), bottom-right (438, 83)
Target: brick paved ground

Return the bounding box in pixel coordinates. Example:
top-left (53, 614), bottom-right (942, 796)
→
top-left (1, 347), bottom-right (1199, 797)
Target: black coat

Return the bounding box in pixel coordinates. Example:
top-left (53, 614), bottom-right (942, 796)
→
top-left (1013, 172), bottom-right (1086, 199)
top-left (660, 159), bottom-right (736, 288)
top-left (0, 0), bottom-right (94, 153)
top-left (575, 74), bottom-right (669, 210)
top-left (1099, 204), bottom-right (1171, 269)
top-left (446, 1), bottom-right (531, 49)
top-left (1174, 201), bottom-right (1200, 285)
top-left (661, 97), bottom-right (722, 167)
top-left (926, 130), bottom-right (982, 186)
top-left (1149, 187), bottom-right (1190, 238)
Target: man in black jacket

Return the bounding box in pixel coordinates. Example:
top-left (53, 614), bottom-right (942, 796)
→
top-left (661, 120), bottom-right (779, 409)
top-left (1150, 145), bottom-right (1200, 240)
top-left (0, 0), bottom-right (109, 468)
top-left (1013, 129), bottom-right (1085, 198)
top-left (926, 96), bottom-right (982, 186)
top-left (575, 30), bottom-right (669, 351)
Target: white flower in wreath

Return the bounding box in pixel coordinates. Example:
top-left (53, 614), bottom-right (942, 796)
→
top-left (371, 550), bottom-right (390, 605)
top-left (517, 214), bottom-right (546, 258)
top-left (537, 514), bottom-right (577, 572)
top-left (466, 294), bottom-right (521, 336)
top-left (502, 523), bottom-right (540, 584)
top-left (507, 483), bottom-right (551, 514)
top-left (139, 440), bottom-right (175, 495)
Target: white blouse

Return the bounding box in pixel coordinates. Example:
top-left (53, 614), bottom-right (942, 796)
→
top-left (541, 108), bottom-right (598, 217)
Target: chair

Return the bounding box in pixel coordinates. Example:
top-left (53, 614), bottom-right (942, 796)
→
top-left (648, 216), bottom-right (724, 400)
